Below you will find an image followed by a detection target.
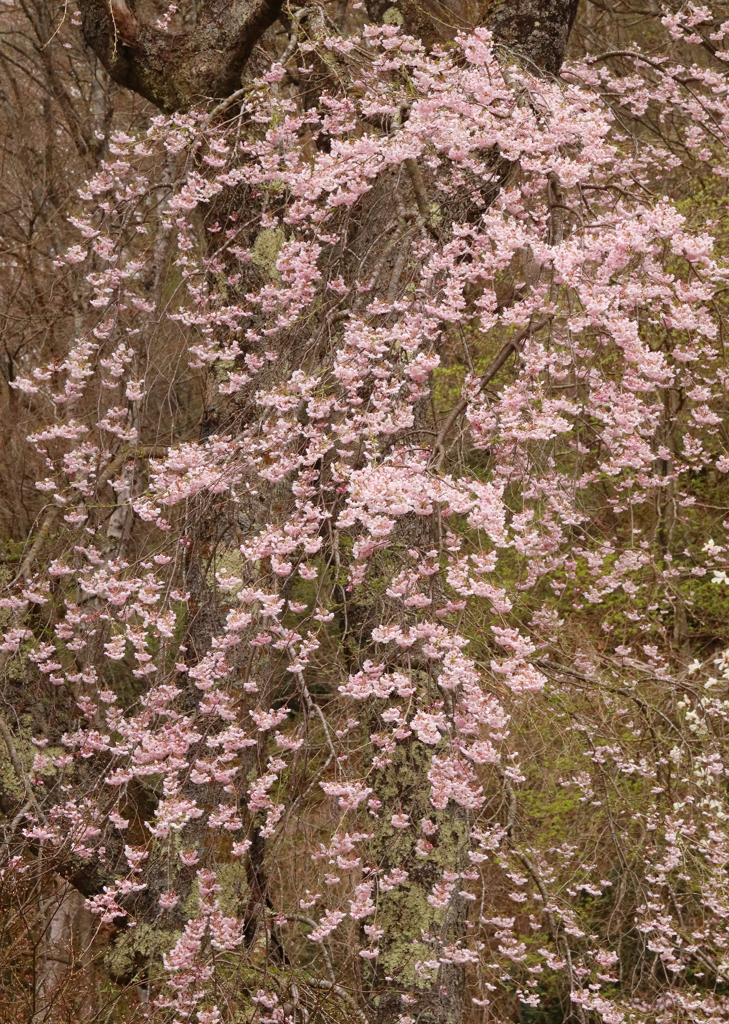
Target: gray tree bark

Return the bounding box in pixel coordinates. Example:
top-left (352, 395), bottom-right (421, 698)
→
top-left (79, 0), bottom-right (283, 111)
top-left (78, 0), bottom-right (581, 112)
top-left (486, 0), bottom-right (580, 74)
top-left (35, 881), bottom-right (99, 1023)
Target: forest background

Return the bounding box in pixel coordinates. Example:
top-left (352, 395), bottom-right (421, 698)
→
top-left (2, 0), bottom-right (729, 1023)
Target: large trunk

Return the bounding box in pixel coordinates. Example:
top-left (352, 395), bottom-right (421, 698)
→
top-left (79, 0), bottom-right (284, 111)
top-left (35, 880), bottom-right (99, 1023)
top-left (486, 0), bottom-right (580, 74)
top-left (77, 0), bottom-right (581, 112)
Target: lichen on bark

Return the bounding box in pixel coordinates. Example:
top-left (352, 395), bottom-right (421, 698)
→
top-left (366, 738), bottom-right (471, 1024)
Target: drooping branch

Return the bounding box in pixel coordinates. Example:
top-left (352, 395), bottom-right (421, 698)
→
top-left (78, 0), bottom-right (284, 111)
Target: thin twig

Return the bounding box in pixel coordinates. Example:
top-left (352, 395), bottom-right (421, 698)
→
top-left (431, 316), bottom-right (550, 469)
top-left (306, 978), bottom-right (370, 1024)
top-left (284, 915), bottom-right (336, 983)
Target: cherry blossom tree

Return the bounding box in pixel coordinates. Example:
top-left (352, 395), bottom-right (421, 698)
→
top-left (5, 1), bottom-right (729, 1023)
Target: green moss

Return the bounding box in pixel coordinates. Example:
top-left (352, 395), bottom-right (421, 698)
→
top-left (0, 723), bottom-right (65, 800)
top-left (217, 859), bottom-right (251, 916)
top-left (105, 921), bottom-right (179, 982)
top-left (209, 547), bottom-right (246, 589)
top-left (367, 739), bottom-right (470, 989)
top-left (251, 227), bottom-right (285, 279)
top-left (380, 937), bottom-right (434, 985)
top-left (0, 759), bottom-right (24, 802)
top-left (383, 6), bottom-right (405, 25)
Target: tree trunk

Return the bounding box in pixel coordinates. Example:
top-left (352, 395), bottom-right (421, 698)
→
top-left (35, 880), bottom-right (99, 1023)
